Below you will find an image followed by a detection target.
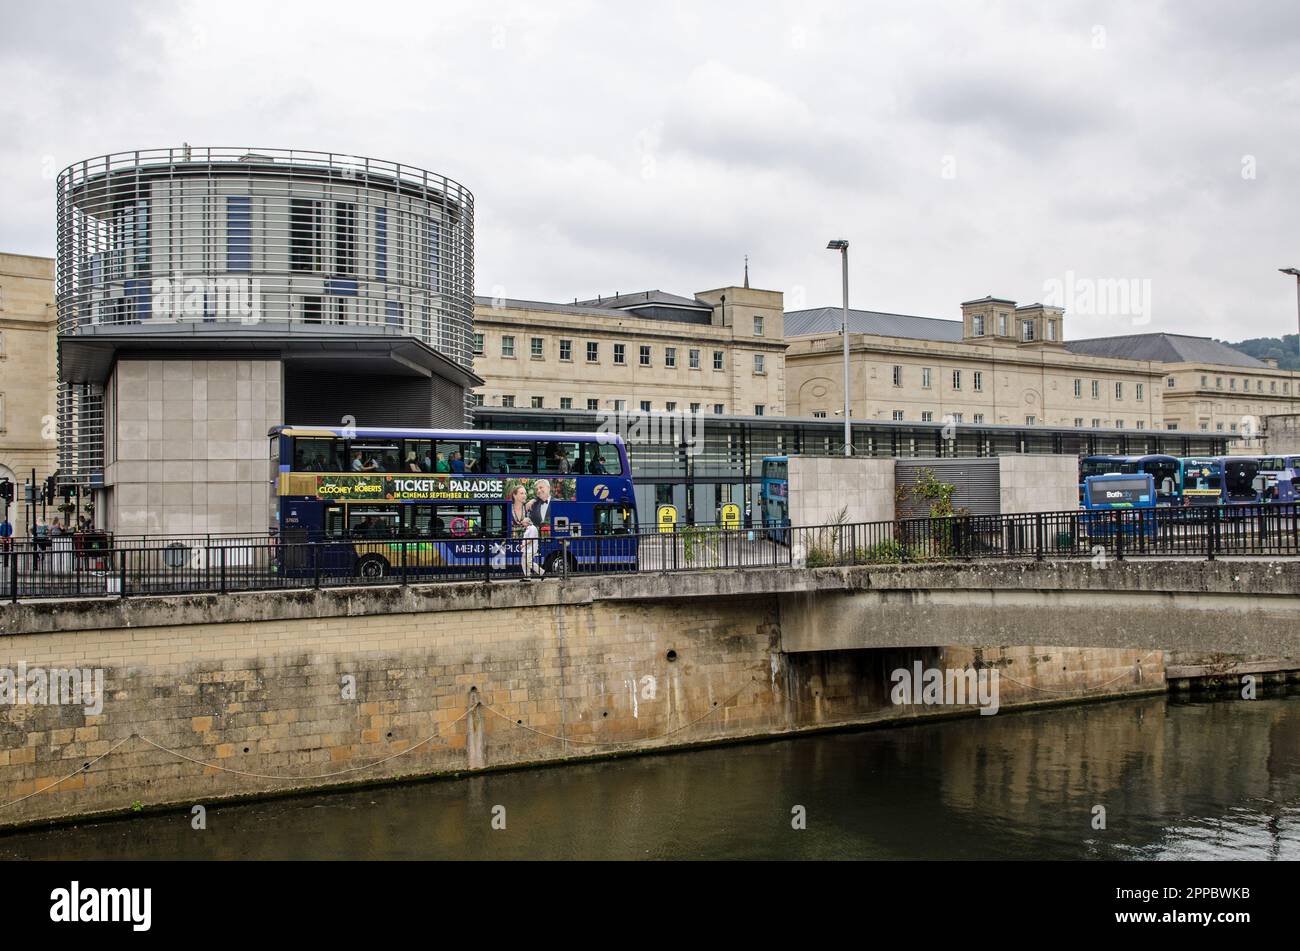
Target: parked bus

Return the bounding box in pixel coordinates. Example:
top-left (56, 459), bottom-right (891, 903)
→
top-left (1077, 454), bottom-right (1180, 506)
top-left (269, 426), bottom-right (638, 578)
top-left (759, 455), bottom-right (789, 541)
top-left (1216, 456), bottom-right (1265, 505)
top-left (1179, 457), bottom-right (1223, 506)
top-left (1081, 472), bottom-right (1158, 538)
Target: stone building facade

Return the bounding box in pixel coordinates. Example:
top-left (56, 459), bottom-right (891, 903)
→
top-left (0, 252), bottom-right (58, 496)
top-left (786, 296), bottom-right (1300, 436)
top-left (471, 284), bottom-right (787, 417)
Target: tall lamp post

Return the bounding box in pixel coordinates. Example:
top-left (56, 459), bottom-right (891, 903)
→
top-left (827, 239), bottom-right (851, 455)
top-left (1281, 268), bottom-right (1300, 361)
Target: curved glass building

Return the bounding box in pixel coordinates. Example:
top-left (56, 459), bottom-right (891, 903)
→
top-left (55, 148), bottom-right (479, 532)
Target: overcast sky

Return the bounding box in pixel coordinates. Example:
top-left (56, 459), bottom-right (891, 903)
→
top-left (1, 0), bottom-right (1297, 340)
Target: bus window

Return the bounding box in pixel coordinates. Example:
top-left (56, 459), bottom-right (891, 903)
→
top-left (404, 440), bottom-right (432, 472)
top-left (348, 443), bottom-right (399, 472)
top-left (583, 443), bottom-right (622, 475)
top-left (483, 505), bottom-right (506, 537)
top-left (325, 505), bottom-right (346, 537)
top-left (539, 441), bottom-right (582, 474)
top-left (348, 505), bottom-right (400, 537)
top-left (295, 437), bottom-right (343, 472)
top-left (406, 504), bottom-right (436, 537)
top-left (433, 505), bottom-right (485, 538)
top-left (483, 442), bottom-right (534, 474)
top-left (434, 441), bottom-right (472, 472)
top-left (595, 505), bottom-right (636, 535)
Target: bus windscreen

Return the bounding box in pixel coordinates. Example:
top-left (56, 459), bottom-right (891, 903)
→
top-left (1087, 478), bottom-right (1152, 507)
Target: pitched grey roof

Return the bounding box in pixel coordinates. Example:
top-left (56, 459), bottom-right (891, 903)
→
top-left (575, 289), bottom-right (709, 311)
top-left (784, 306), bottom-right (965, 342)
top-left (1065, 333), bottom-right (1266, 368)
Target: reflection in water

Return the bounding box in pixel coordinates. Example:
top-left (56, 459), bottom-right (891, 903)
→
top-left (2, 690), bottom-right (1297, 860)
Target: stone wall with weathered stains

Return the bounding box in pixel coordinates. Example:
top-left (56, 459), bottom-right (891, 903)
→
top-left (0, 570), bottom-right (1168, 828)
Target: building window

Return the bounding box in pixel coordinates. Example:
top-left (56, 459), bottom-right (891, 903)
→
top-left (226, 196), bottom-right (252, 272)
top-left (1115, 382), bottom-right (1123, 400)
top-left (1167, 422), bottom-right (1178, 430)
top-left (587, 341), bottom-right (599, 362)
top-left (973, 370), bottom-right (983, 392)
top-left (689, 349), bottom-right (701, 369)
top-left (1271, 381), bottom-right (1278, 393)
top-left (714, 404), bottom-right (724, 414)
top-left (922, 367), bottom-right (932, 389)
top-left (892, 410), bottom-right (904, 421)
top-left (501, 336), bottom-right (516, 358)
top-left (587, 398), bottom-right (599, 411)
top-left (1167, 377), bottom-right (1175, 388)
top-left (1216, 422), bottom-right (1224, 431)
top-left (753, 316), bottom-right (764, 336)
top-left (1116, 419), bottom-right (1124, 429)
top-left (1091, 380), bottom-right (1100, 399)
top-left (755, 405), bottom-right (765, 416)
top-left (1073, 378), bottom-right (1082, 398)
top-left (639, 345), bottom-right (651, 367)
top-left (560, 397), bottom-right (573, 410)
top-left (665, 347), bottom-right (677, 368)
top-left (689, 402), bottom-right (700, 414)
top-left (640, 400), bottom-right (651, 412)
top-left (1135, 420), bottom-right (1145, 429)
top-left (470, 393), bottom-right (484, 407)
top-left (531, 396), bottom-right (544, 408)
top-left (973, 413), bottom-right (985, 424)
top-left (812, 411), bottom-right (827, 418)
top-left (892, 365), bottom-right (902, 386)
top-left (502, 395), bottom-right (516, 408)
top-left (472, 333), bottom-right (484, 355)
top-left (384, 301), bottom-right (404, 327)
top-left (997, 314), bottom-right (1008, 336)
top-left (921, 411), bottom-right (934, 422)
top-left (1136, 383), bottom-right (1144, 401)
top-left (713, 351), bottom-right (724, 371)
top-left (1046, 320), bottom-right (1056, 341)
top-left (559, 339), bottom-right (572, 361)
top-left (666, 401), bottom-right (677, 412)
top-left (613, 343), bottom-right (625, 365)
top-left (952, 369), bottom-right (962, 390)
top-left (614, 400), bottom-right (626, 412)
top-left (1026, 415), bottom-right (1036, 425)
top-left (530, 337), bottom-right (544, 359)
top-left (951, 413), bottom-right (963, 423)
top-left (1091, 418), bottom-right (1101, 428)
top-left (1230, 378), bottom-right (1237, 390)
top-left (754, 354), bottom-right (766, 374)
top-left (334, 202), bottom-right (357, 276)
top-left (1074, 417), bottom-right (1084, 427)
top-left (289, 198), bottom-right (323, 271)
top-left (1215, 377), bottom-right (1223, 389)
top-left (972, 315), bottom-right (984, 337)
top-left (1021, 319), bottom-right (1035, 342)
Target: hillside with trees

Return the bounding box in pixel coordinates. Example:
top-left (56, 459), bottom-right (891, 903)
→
top-left (1219, 335), bottom-right (1300, 371)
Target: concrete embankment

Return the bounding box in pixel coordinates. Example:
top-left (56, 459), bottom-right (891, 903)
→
top-left (7, 561), bottom-right (1279, 828)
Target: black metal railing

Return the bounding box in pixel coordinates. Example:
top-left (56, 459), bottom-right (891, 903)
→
top-left (1, 503), bottom-right (1296, 603)
top-left (793, 502), bottom-right (1300, 567)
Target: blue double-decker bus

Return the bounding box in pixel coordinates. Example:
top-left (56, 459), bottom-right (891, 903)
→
top-left (269, 426), bottom-right (638, 578)
top-left (1078, 454), bottom-right (1180, 506)
top-left (759, 455), bottom-right (790, 542)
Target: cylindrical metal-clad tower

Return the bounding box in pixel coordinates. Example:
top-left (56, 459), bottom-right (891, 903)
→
top-left (56, 147), bottom-right (476, 487)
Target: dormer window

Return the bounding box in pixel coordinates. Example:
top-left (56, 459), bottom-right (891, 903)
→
top-left (1021, 319), bottom-right (1035, 342)
top-left (997, 313), bottom-right (1008, 335)
top-left (972, 315), bottom-right (985, 337)
top-left (1046, 320), bottom-right (1056, 341)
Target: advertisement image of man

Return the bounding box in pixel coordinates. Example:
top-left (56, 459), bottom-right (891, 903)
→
top-left (527, 479), bottom-right (553, 528)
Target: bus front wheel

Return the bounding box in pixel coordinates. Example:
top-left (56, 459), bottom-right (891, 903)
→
top-left (356, 554), bottom-right (390, 580)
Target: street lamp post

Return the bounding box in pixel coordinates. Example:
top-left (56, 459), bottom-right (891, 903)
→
top-left (1281, 268), bottom-right (1300, 361)
top-left (827, 239), bottom-right (851, 455)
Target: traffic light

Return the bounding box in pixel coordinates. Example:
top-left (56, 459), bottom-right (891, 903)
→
top-left (43, 475), bottom-right (57, 506)
top-left (0, 480), bottom-right (11, 503)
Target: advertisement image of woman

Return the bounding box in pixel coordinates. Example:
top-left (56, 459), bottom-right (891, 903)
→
top-left (508, 484), bottom-right (529, 534)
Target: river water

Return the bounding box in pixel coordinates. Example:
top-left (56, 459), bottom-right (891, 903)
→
top-left (2, 690), bottom-right (1297, 860)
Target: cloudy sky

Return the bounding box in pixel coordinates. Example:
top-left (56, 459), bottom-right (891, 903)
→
top-left (1, 0), bottom-right (1297, 340)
